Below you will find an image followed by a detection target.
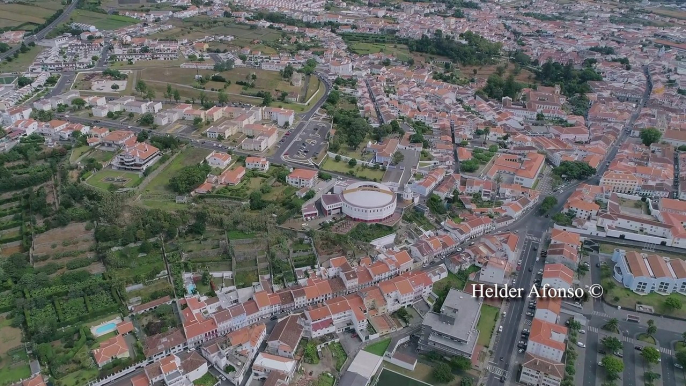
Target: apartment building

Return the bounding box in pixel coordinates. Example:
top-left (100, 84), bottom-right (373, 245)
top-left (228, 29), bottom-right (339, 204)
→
top-left (286, 169), bottom-right (318, 188)
top-left (541, 264), bottom-right (574, 291)
top-left (600, 170), bottom-right (641, 194)
top-left (246, 156), bottom-right (270, 172)
top-left (611, 249), bottom-right (686, 295)
top-left (520, 352), bottom-right (564, 386)
top-left (526, 319), bottom-right (567, 362)
top-left (418, 289), bottom-right (481, 359)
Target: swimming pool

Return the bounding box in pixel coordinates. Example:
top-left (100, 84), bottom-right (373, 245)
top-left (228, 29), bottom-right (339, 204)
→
top-left (95, 322), bottom-right (117, 335)
top-left (187, 283), bottom-right (196, 294)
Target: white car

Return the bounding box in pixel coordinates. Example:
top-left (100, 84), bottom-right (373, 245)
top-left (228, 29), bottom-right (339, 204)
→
top-left (577, 342), bottom-right (586, 348)
top-left (579, 330), bottom-right (586, 334)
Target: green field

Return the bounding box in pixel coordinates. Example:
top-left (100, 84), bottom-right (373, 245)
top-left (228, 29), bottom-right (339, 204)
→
top-left (87, 168), bottom-right (143, 190)
top-left (347, 42), bottom-right (412, 61)
top-left (321, 158), bottom-right (384, 181)
top-left (70, 10), bottom-right (139, 30)
top-left (0, 0), bottom-right (64, 29)
top-left (144, 147), bottom-right (210, 193)
top-left (476, 304), bottom-right (499, 348)
top-left (377, 368), bottom-right (432, 386)
top-left (364, 338), bottom-right (391, 356)
top-left (0, 76), bottom-right (16, 85)
top-left (0, 46), bottom-right (44, 73)
top-left (70, 146), bottom-right (93, 163)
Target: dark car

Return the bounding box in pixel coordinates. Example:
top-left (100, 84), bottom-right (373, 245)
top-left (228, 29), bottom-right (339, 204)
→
top-left (528, 267), bottom-right (533, 272)
top-left (635, 346), bottom-right (643, 351)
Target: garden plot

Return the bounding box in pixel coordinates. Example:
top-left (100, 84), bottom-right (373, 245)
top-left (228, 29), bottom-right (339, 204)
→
top-left (31, 222), bottom-right (96, 272)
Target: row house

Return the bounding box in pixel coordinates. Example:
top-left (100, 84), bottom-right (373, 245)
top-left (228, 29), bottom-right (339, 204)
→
top-left (611, 249), bottom-right (686, 295)
top-left (201, 323), bottom-right (266, 386)
top-left (441, 215), bottom-right (495, 243)
top-left (526, 318), bottom-right (568, 363)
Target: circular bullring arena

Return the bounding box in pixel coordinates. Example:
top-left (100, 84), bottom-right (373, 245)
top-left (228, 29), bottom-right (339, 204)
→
top-left (341, 182), bottom-right (397, 222)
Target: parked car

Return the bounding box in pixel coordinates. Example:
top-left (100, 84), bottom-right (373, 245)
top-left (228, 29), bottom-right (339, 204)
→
top-left (635, 346), bottom-right (643, 351)
top-left (577, 342), bottom-right (586, 348)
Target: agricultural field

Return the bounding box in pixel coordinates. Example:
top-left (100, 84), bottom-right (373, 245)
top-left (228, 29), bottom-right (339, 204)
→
top-left (321, 158), bottom-right (385, 181)
top-left (144, 147), bottom-right (210, 194)
top-left (69, 9), bottom-right (139, 30)
top-left (72, 71), bottom-right (132, 94)
top-left (0, 0), bottom-right (64, 30)
top-left (0, 316), bottom-right (29, 386)
top-left (107, 244), bottom-right (167, 285)
top-left (86, 168), bottom-right (143, 191)
top-left (0, 194), bottom-right (25, 257)
top-left (347, 42), bottom-right (413, 62)
top-left (149, 20), bottom-right (284, 49)
top-left (0, 45), bottom-right (44, 73)
top-left (139, 66), bottom-right (301, 100)
top-left (650, 7), bottom-right (686, 20)
top-left (31, 222), bottom-right (101, 275)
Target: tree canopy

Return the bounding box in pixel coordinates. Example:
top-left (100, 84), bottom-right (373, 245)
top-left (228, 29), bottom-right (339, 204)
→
top-left (639, 128), bottom-right (661, 147)
top-left (169, 163), bottom-right (211, 194)
top-left (536, 60), bottom-right (602, 96)
top-left (407, 31), bottom-right (502, 66)
top-left (553, 161), bottom-right (596, 180)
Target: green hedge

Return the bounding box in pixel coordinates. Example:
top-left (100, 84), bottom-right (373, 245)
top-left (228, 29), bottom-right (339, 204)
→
top-left (0, 221), bottom-right (22, 231)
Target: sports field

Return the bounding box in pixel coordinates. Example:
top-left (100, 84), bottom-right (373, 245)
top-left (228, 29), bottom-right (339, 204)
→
top-left (376, 368), bottom-right (431, 386)
top-left (87, 168), bottom-right (142, 190)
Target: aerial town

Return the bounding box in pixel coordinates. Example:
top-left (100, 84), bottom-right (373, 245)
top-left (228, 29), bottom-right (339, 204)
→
top-left (1, 0), bottom-right (686, 386)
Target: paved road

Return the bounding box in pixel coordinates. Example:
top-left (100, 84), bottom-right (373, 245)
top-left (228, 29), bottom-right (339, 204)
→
top-left (0, 0), bottom-right (79, 61)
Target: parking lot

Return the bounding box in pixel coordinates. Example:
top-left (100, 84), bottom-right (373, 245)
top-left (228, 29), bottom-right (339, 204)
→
top-left (282, 119), bottom-right (330, 162)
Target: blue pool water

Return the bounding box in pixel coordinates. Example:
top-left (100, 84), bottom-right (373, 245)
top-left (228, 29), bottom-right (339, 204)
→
top-left (95, 322), bottom-right (117, 335)
top-left (187, 283), bottom-right (196, 294)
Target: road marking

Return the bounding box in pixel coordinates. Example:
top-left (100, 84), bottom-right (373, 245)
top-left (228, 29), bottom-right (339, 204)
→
top-left (592, 311), bottom-right (610, 318)
top-left (524, 319), bottom-right (532, 326)
top-left (588, 326), bottom-right (599, 333)
top-left (659, 347), bottom-right (674, 355)
top-left (487, 364), bottom-right (508, 377)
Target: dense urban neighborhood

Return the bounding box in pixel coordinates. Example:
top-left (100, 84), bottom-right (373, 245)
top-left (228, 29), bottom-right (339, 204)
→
top-left (2, 0), bottom-right (686, 386)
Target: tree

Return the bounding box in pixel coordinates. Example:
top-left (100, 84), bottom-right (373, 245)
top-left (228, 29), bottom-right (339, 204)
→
top-left (213, 59), bottom-right (234, 72)
top-left (450, 356), bottom-right (471, 371)
top-left (145, 88), bottom-right (155, 101)
top-left (639, 128), bottom-right (661, 147)
top-left (335, 154), bottom-right (342, 162)
top-left (218, 90), bottom-right (228, 106)
top-left (602, 336), bottom-right (622, 353)
top-left (111, 84), bottom-right (119, 90)
top-left (553, 161), bottom-right (596, 180)
top-left (539, 196), bottom-right (558, 215)
top-left (459, 378), bottom-right (473, 386)
top-left (664, 295), bottom-right (682, 311)
top-left (135, 80), bottom-right (147, 95)
top-left (173, 89), bottom-right (181, 103)
top-left (641, 346), bottom-right (661, 365)
top-left (193, 117), bottom-right (203, 129)
top-left (647, 324), bottom-right (657, 337)
top-left (71, 98), bottom-right (86, 109)
top-left (17, 76), bottom-right (33, 87)
top-left (601, 356), bottom-right (624, 378)
top-left (138, 113), bottom-right (154, 126)
top-left (199, 91), bottom-right (207, 106)
top-left (427, 194), bottom-right (447, 215)
top-left (164, 84), bottom-right (173, 101)
top-left (604, 318), bottom-right (619, 332)
top-left (677, 348), bottom-right (686, 368)
top-left (348, 158), bottom-right (357, 167)
top-left (137, 130), bottom-right (149, 142)
top-left (261, 92), bottom-right (272, 106)
top-left (106, 111), bottom-right (115, 119)
top-left (432, 363), bottom-right (454, 383)
top-left (392, 151), bottom-right (404, 165)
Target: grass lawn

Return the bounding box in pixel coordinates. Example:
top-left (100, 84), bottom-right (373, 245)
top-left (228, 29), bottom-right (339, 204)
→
top-left (234, 269), bottom-right (258, 289)
top-left (602, 277), bottom-right (686, 318)
top-left (0, 2), bottom-right (59, 28)
top-left (70, 9), bottom-right (139, 30)
top-left (598, 243), bottom-right (686, 260)
top-left (364, 338), bottom-right (391, 356)
top-left (144, 147), bottom-right (210, 194)
top-left (402, 209), bottom-right (435, 230)
top-left (433, 266), bottom-right (480, 294)
top-left (676, 342), bottom-right (685, 351)
top-left (87, 149), bottom-right (117, 163)
top-left (347, 42), bottom-right (413, 61)
top-left (70, 146), bottom-right (92, 163)
top-left (0, 360), bottom-right (31, 386)
top-left (477, 305), bottom-right (499, 348)
top-left (305, 76), bottom-right (321, 101)
top-left (87, 168), bottom-right (143, 190)
top-left (227, 230), bottom-right (254, 240)
top-left (321, 158), bottom-right (384, 181)
top-left (317, 373), bottom-right (335, 386)
top-left (328, 342), bottom-right (347, 371)
top-left (380, 363), bottom-right (462, 386)
top-left (637, 334), bottom-right (656, 344)
top-left (194, 372), bottom-right (218, 386)
top-left (140, 200), bottom-right (189, 211)
top-left (0, 45), bottom-right (44, 73)
top-left (651, 7), bottom-right (686, 20)
top-left (57, 366), bottom-right (99, 386)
